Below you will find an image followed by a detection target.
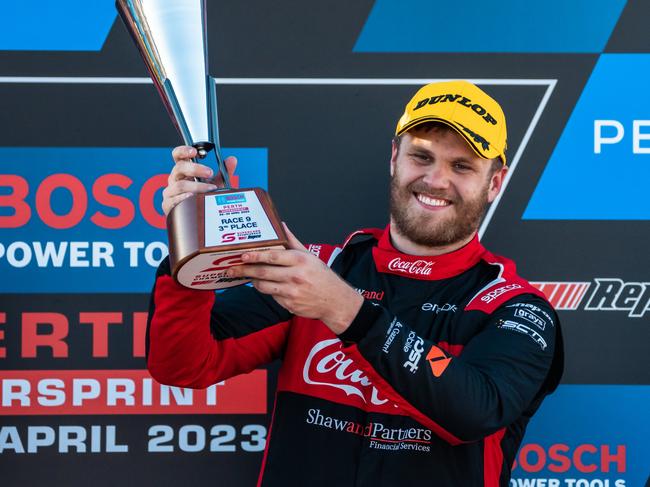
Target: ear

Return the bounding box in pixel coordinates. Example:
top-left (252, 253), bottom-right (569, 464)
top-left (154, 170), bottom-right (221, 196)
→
top-left (390, 139), bottom-right (398, 177)
top-left (487, 165), bottom-right (508, 203)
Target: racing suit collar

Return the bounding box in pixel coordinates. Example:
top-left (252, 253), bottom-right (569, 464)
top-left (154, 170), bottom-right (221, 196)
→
top-left (372, 225), bottom-right (486, 280)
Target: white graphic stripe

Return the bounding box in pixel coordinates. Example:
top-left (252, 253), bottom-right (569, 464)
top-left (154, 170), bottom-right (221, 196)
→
top-left (531, 281), bottom-right (591, 310)
top-left (560, 283), bottom-right (580, 309)
top-left (570, 283), bottom-right (591, 309)
top-left (0, 77), bottom-right (556, 86)
top-left (547, 283), bottom-right (562, 304)
top-left (479, 79), bottom-right (557, 237)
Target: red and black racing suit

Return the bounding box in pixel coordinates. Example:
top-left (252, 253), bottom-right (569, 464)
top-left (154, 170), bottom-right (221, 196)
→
top-left (147, 226), bottom-right (563, 487)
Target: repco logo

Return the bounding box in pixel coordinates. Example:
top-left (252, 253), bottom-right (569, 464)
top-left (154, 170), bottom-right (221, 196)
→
top-left (303, 339), bottom-right (389, 406)
top-left (413, 93), bottom-right (498, 125)
top-left (388, 257), bottom-right (433, 276)
top-left (532, 278), bottom-right (650, 318)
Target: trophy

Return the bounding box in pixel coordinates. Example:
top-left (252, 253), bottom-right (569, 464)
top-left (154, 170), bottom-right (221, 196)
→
top-left (116, 0), bottom-right (287, 289)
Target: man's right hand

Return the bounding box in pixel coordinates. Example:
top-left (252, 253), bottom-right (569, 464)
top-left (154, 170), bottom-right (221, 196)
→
top-left (161, 145), bottom-right (238, 216)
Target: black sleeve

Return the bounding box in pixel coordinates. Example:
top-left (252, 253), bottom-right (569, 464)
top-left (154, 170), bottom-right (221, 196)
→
top-left (339, 295), bottom-right (562, 444)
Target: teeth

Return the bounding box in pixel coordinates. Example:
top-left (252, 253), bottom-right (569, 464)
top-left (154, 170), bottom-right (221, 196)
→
top-left (417, 194), bottom-right (450, 207)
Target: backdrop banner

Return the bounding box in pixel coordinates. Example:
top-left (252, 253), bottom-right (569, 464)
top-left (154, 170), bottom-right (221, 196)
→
top-left (1, 1), bottom-right (648, 486)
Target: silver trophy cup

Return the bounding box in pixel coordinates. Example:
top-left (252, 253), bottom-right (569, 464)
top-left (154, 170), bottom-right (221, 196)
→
top-left (117, 0), bottom-right (286, 289)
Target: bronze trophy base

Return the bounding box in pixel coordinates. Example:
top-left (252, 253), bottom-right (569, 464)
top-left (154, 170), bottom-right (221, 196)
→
top-left (167, 187), bottom-right (287, 289)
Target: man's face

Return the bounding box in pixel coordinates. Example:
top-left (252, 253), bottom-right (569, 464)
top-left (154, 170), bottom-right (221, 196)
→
top-left (389, 125), bottom-right (506, 249)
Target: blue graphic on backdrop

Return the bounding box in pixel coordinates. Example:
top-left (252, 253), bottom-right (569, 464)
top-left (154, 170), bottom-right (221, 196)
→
top-left (354, 0), bottom-right (626, 53)
top-left (524, 55), bottom-right (650, 220)
top-left (0, 1), bottom-right (116, 51)
top-left (513, 385), bottom-right (649, 486)
top-left (0, 147), bottom-right (268, 292)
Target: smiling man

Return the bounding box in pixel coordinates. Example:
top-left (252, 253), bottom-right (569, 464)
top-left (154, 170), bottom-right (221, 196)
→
top-left (390, 126), bottom-right (503, 254)
top-left (147, 80), bottom-right (563, 487)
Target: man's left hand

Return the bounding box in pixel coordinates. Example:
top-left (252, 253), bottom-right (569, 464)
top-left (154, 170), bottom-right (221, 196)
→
top-left (227, 225), bottom-right (363, 334)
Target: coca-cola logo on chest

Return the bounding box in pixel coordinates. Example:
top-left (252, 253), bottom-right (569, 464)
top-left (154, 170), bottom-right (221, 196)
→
top-left (387, 257), bottom-right (434, 276)
top-left (303, 339), bottom-right (390, 406)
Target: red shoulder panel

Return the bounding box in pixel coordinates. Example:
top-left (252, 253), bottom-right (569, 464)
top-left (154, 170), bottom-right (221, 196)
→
top-left (464, 251), bottom-right (548, 314)
top-left (342, 227), bottom-right (383, 248)
top-left (307, 243), bottom-right (341, 267)
top-left (307, 228), bottom-right (382, 268)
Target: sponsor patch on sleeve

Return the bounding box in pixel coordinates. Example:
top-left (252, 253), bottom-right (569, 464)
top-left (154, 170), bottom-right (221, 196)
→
top-left (426, 345), bottom-right (451, 378)
top-left (382, 318), bottom-right (402, 353)
top-left (403, 331), bottom-right (425, 373)
top-left (506, 302), bottom-right (554, 326)
top-left (497, 319), bottom-right (548, 350)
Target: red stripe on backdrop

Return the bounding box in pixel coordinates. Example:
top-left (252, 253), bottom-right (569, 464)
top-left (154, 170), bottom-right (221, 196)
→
top-left (558, 283), bottom-right (579, 309)
top-left (556, 283), bottom-right (574, 308)
top-left (0, 369), bottom-right (266, 415)
top-left (570, 283), bottom-right (590, 309)
top-left (530, 282), bottom-right (592, 310)
top-left (548, 283), bottom-right (567, 307)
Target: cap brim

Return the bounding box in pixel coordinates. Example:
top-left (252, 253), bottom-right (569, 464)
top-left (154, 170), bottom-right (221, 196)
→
top-left (397, 117), bottom-right (506, 165)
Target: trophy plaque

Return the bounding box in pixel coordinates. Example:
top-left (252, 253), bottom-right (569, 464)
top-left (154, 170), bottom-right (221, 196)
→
top-left (116, 0), bottom-right (287, 289)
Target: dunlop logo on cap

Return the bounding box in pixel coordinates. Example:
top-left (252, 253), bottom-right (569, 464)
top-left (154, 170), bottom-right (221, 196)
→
top-left (396, 80), bottom-right (508, 164)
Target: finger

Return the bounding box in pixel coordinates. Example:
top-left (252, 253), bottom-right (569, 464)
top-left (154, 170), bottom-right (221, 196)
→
top-left (241, 249), bottom-right (306, 266)
top-left (212, 156), bottom-right (238, 187)
top-left (162, 192), bottom-right (193, 216)
top-left (282, 222), bottom-right (306, 251)
top-left (170, 161), bottom-right (213, 184)
top-left (172, 145), bottom-right (197, 163)
top-left (228, 263), bottom-right (287, 282)
top-left (225, 156), bottom-right (238, 176)
top-left (162, 178), bottom-right (216, 214)
top-left (250, 279), bottom-right (291, 298)
top-left (166, 180), bottom-right (217, 201)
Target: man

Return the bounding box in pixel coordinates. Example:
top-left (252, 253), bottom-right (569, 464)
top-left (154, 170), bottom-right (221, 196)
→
top-left (148, 80), bottom-right (563, 486)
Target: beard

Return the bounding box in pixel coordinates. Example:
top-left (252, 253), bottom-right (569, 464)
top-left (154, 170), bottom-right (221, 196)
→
top-left (389, 170), bottom-right (490, 248)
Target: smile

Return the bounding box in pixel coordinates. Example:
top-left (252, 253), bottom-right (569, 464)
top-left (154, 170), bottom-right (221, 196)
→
top-left (415, 193), bottom-right (451, 207)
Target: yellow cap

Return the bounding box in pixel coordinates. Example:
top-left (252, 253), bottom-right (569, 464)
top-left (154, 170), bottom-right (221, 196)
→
top-left (395, 80), bottom-right (508, 164)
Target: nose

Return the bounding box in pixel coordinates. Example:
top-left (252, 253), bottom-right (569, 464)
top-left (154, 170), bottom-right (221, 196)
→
top-left (422, 162), bottom-right (451, 190)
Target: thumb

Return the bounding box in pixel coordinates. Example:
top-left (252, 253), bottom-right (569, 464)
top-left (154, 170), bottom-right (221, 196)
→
top-left (212, 156), bottom-right (238, 187)
top-left (282, 222), bottom-right (306, 250)
top-left (224, 156), bottom-right (237, 176)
